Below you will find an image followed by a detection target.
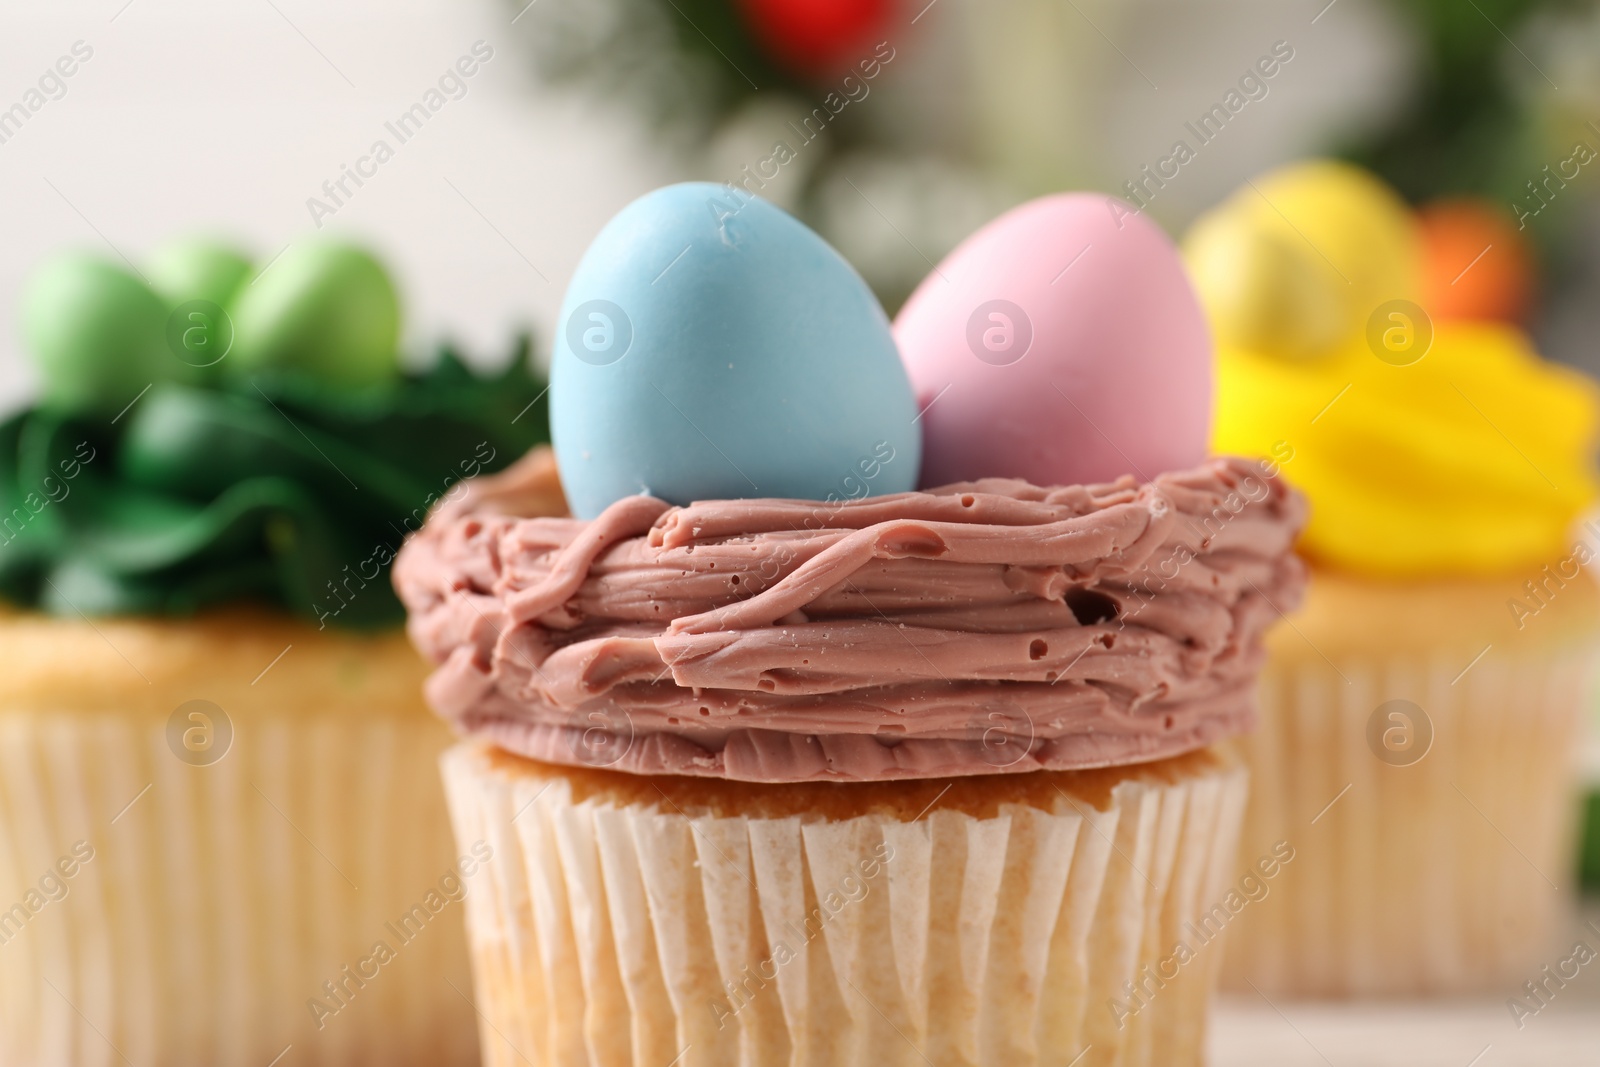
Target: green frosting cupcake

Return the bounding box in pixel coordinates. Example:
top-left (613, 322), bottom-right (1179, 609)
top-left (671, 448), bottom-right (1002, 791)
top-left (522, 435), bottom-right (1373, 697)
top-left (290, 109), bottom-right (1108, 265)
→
top-left (2, 239), bottom-right (549, 628)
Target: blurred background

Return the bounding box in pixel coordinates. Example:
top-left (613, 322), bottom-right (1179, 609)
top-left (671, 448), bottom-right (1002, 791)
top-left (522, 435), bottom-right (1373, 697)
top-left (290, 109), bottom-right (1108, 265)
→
top-left (3, 0), bottom-right (1599, 1059)
top-left (8, 0), bottom-right (1600, 402)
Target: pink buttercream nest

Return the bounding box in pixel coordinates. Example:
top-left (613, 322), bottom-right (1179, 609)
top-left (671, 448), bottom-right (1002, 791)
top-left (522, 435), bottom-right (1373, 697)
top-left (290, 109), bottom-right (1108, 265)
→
top-left (395, 455), bottom-right (1306, 782)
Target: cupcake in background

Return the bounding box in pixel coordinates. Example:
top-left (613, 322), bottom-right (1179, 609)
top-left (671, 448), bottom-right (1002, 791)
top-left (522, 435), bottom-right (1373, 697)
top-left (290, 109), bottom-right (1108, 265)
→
top-left (397, 184), bottom-right (1307, 1066)
top-left (0, 237), bottom-right (560, 1065)
top-left (1185, 161), bottom-right (1600, 995)
top-left (1416, 200), bottom-right (1600, 900)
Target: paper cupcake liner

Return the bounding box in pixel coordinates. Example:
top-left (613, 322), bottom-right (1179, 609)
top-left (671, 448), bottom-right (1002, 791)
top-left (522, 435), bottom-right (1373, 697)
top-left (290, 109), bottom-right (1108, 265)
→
top-left (0, 706), bottom-right (479, 1066)
top-left (442, 740), bottom-right (1250, 1067)
top-left (1224, 644), bottom-right (1595, 996)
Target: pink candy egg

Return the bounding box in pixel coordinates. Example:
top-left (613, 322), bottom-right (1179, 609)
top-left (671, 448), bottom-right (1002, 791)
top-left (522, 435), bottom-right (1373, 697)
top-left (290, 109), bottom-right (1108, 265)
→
top-left (893, 194), bottom-right (1213, 489)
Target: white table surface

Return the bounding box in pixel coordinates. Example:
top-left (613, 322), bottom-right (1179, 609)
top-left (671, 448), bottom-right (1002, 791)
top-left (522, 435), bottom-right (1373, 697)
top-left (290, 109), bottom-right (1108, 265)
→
top-left (1209, 902), bottom-right (1600, 1066)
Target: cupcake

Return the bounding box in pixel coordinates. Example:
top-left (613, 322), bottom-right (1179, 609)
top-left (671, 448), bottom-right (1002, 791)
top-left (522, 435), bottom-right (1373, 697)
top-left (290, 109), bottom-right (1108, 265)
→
top-left (1185, 161), bottom-right (1600, 995)
top-left (0, 238), bottom-right (559, 1064)
top-left (396, 184), bottom-right (1307, 1065)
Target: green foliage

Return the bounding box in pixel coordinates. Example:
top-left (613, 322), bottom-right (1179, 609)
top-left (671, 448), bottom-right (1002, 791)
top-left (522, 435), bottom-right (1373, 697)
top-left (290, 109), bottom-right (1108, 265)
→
top-left (1582, 789), bottom-right (1600, 892)
top-left (1345, 0), bottom-right (1589, 204)
top-left (518, 0), bottom-right (757, 136)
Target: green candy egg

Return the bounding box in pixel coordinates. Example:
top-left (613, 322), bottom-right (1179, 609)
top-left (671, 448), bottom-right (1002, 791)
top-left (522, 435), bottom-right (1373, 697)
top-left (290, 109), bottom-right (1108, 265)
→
top-left (227, 241), bottom-right (401, 387)
top-left (147, 236), bottom-right (253, 309)
top-left (21, 252), bottom-right (179, 415)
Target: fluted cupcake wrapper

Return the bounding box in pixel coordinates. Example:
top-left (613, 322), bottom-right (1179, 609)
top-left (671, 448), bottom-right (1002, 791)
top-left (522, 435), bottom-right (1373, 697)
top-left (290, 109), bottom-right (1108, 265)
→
top-left (1225, 644), bottom-right (1595, 996)
top-left (0, 709), bottom-right (479, 1067)
top-left (442, 742), bottom-right (1250, 1067)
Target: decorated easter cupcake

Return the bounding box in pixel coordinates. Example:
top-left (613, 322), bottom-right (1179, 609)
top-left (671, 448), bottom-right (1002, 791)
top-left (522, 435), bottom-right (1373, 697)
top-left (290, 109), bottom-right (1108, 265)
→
top-left (1185, 160), bottom-right (1600, 995)
top-left (0, 237), bottom-right (559, 1065)
top-left (396, 183), bottom-right (1306, 1066)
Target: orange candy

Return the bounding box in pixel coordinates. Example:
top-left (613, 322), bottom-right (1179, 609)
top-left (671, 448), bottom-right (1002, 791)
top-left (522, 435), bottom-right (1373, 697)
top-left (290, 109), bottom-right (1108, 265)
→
top-left (1417, 198), bottom-right (1535, 324)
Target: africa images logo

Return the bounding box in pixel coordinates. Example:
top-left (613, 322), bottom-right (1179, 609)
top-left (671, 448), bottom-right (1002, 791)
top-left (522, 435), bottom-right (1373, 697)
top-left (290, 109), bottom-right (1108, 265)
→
top-left (966, 299), bottom-right (1033, 366)
top-left (566, 299), bottom-right (633, 366)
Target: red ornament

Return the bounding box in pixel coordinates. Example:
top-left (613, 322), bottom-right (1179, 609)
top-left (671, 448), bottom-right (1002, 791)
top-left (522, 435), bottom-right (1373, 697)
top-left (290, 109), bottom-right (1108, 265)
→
top-left (735, 0), bottom-right (901, 80)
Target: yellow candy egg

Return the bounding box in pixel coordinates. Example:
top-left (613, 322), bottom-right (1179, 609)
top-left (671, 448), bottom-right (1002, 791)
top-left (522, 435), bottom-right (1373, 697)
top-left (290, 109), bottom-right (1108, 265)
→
top-left (1184, 160), bottom-right (1421, 362)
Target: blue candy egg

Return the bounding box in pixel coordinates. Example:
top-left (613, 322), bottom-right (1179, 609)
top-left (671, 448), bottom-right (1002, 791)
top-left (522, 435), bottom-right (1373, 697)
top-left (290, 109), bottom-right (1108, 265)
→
top-left (551, 183), bottom-right (922, 518)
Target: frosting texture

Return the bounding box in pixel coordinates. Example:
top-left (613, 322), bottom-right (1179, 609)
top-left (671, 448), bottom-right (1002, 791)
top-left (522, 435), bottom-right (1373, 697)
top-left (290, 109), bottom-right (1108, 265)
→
top-left (0, 348), bottom-right (551, 626)
top-left (396, 456), bottom-right (1306, 782)
top-left (1214, 322), bottom-right (1600, 577)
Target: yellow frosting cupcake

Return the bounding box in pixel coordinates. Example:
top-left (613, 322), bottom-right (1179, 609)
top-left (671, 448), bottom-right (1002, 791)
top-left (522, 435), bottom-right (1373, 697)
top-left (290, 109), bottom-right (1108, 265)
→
top-left (1186, 160), bottom-right (1600, 996)
top-left (1215, 321), bottom-right (1600, 577)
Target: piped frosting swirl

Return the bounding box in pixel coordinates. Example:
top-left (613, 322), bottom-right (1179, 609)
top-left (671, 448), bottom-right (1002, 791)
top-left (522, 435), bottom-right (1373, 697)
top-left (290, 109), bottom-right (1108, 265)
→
top-left (396, 455), bottom-right (1306, 782)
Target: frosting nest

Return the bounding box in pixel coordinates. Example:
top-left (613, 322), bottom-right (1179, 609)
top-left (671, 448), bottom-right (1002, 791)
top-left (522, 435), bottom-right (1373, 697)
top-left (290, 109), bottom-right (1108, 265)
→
top-left (396, 455), bottom-right (1306, 782)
